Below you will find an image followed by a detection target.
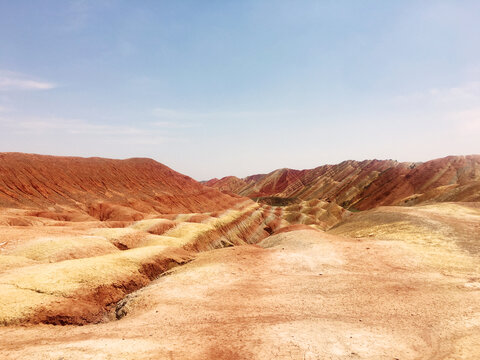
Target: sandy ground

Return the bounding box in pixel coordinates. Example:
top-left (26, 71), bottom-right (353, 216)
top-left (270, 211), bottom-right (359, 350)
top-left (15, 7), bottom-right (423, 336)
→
top-left (0, 227), bottom-right (479, 359)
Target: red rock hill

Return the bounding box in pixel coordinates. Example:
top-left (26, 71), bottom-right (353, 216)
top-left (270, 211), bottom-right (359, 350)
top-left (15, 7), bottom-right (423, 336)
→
top-left (0, 153), bottom-right (244, 220)
top-left (206, 155), bottom-right (480, 210)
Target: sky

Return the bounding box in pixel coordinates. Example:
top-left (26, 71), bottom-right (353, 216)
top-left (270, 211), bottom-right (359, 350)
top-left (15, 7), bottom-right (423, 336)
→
top-left (0, 0), bottom-right (479, 180)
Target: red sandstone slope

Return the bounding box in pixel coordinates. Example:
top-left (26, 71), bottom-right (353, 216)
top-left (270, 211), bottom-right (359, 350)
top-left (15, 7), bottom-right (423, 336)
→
top-left (0, 153), bottom-right (244, 220)
top-left (207, 155), bottom-right (480, 210)
top-left (204, 176), bottom-right (249, 193)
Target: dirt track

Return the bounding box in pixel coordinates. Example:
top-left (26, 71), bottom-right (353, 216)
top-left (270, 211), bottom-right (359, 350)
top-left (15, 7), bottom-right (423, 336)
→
top-left (1, 228), bottom-right (479, 359)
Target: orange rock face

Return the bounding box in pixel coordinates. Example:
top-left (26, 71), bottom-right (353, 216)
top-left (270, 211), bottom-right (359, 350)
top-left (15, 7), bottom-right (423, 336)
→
top-left (206, 155), bottom-right (480, 210)
top-left (0, 153), bottom-right (244, 220)
top-left (204, 176), bottom-right (249, 194)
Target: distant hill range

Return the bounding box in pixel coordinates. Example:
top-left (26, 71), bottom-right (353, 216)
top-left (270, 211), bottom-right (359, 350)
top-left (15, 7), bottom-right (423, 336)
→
top-left (0, 153), bottom-right (244, 221)
top-left (205, 155), bottom-right (480, 210)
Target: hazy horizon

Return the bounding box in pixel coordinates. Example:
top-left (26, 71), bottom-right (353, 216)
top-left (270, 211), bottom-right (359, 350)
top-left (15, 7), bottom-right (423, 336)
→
top-left (1, 1), bottom-right (479, 179)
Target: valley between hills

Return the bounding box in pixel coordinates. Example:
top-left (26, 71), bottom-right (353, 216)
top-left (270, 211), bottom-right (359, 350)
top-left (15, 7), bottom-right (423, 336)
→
top-left (0, 152), bottom-right (479, 359)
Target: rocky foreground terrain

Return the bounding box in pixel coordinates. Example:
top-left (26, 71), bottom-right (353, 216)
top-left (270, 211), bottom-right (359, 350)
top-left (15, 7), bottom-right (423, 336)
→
top-left (0, 153), bottom-right (479, 359)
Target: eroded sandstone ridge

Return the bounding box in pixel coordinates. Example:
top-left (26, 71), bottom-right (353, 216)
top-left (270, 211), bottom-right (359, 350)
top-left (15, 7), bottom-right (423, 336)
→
top-left (206, 155), bottom-right (480, 209)
top-left (0, 152), bottom-right (243, 221)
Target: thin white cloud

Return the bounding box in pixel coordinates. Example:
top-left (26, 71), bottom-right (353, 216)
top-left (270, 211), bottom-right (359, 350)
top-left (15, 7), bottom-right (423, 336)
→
top-left (0, 71), bottom-right (56, 91)
top-left (152, 107), bottom-right (292, 123)
top-left (393, 82), bottom-right (480, 105)
top-left (152, 121), bottom-right (198, 129)
top-left (392, 82), bottom-right (480, 137)
top-left (65, 0), bottom-right (92, 31)
top-left (6, 117), bottom-right (144, 135)
top-left (64, 0), bottom-right (115, 31)
top-left (0, 115), bottom-right (184, 146)
top-left (450, 108), bottom-right (480, 134)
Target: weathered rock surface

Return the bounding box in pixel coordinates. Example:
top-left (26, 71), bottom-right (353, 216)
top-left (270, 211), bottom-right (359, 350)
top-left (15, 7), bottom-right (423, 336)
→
top-left (0, 153), bottom-right (244, 220)
top-left (207, 155), bottom-right (480, 210)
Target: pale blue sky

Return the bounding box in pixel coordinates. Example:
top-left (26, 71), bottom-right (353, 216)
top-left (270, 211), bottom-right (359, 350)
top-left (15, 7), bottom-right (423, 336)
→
top-left (0, 0), bottom-right (479, 179)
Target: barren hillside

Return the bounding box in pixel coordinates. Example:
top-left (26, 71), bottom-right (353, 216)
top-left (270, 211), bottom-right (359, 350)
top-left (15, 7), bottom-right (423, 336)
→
top-left (0, 153), bottom-right (244, 221)
top-left (206, 155), bottom-right (480, 210)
